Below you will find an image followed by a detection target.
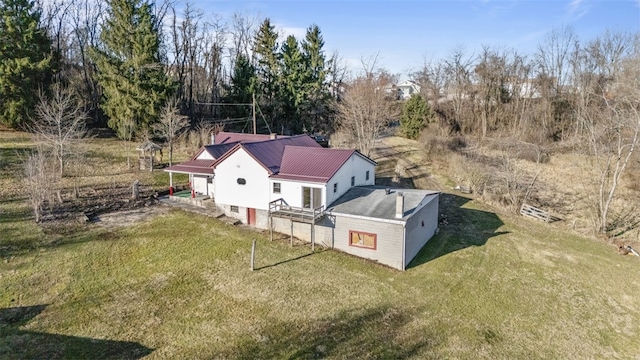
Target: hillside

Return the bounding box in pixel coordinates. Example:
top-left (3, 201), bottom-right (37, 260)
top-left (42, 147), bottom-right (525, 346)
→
top-left (1, 131), bottom-right (640, 358)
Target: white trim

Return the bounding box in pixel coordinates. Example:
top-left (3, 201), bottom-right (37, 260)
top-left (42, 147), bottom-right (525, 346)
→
top-left (164, 170), bottom-right (213, 176)
top-left (327, 211), bottom-right (406, 225)
top-left (269, 177), bottom-right (326, 185)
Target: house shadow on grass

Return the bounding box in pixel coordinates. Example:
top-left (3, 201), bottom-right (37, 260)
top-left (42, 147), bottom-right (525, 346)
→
top-left (0, 305), bottom-right (153, 359)
top-left (219, 305), bottom-right (437, 358)
top-left (407, 193), bottom-right (508, 269)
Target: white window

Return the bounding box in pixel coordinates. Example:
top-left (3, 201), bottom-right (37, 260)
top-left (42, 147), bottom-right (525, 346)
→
top-left (230, 205), bottom-right (239, 213)
top-left (366, 170), bottom-right (370, 181)
top-left (333, 183), bottom-right (338, 193)
top-left (273, 182), bottom-right (281, 194)
top-left (351, 176), bottom-right (355, 186)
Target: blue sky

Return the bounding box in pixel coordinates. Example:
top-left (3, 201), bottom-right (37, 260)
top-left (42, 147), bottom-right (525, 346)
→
top-left (195, 0), bottom-right (640, 77)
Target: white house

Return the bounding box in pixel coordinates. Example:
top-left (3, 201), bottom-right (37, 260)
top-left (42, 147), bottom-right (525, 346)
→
top-left (165, 132), bottom-right (440, 270)
top-left (395, 80), bottom-right (421, 100)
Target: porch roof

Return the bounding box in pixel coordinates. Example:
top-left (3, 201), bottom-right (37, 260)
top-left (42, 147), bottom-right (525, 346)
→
top-left (164, 160), bottom-right (215, 175)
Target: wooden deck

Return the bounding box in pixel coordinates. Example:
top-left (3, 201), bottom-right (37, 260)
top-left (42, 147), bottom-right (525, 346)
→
top-left (268, 199), bottom-right (325, 224)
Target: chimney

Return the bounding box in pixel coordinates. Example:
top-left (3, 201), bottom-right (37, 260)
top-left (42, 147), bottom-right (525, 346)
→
top-left (270, 133), bottom-right (277, 139)
top-left (395, 192), bottom-right (404, 219)
top-left (210, 132), bottom-right (216, 145)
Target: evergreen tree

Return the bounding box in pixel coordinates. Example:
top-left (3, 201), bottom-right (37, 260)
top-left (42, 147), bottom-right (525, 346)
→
top-left (0, 0), bottom-right (53, 128)
top-left (253, 18), bottom-right (280, 132)
top-left (91, 0), bottom-right (173, 138)
top-left (301, 25), bottom-right (330, 131)
top-left (223, 54), bottom-right (257, 128)
top-left (279, 35), bottom-right (307, 132)
top-left (401, 94), bottom-right (433, 140)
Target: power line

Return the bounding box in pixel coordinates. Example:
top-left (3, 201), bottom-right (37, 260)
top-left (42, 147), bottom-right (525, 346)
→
top-left (193, 101), bottom-right (253, 106)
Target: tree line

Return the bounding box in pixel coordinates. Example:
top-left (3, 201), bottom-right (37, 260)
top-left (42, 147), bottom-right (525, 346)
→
top-left (0, 0), bottom-right (344, 139)
top-left (2, 0), bottom-right (639, 236)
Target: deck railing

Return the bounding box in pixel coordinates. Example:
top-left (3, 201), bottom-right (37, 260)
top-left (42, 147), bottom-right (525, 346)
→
top-left (269, 198), bottom-right (326, 223)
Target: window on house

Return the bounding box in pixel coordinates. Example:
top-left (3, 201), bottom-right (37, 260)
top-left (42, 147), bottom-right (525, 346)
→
top-left (351, 176), bottom-right (355, 186)
top-left (333, 183), bottom-right (338, 193)
top-left (366, 170), bottom-right (370, 181)
top-left (302, 187), bottom-right (322, 209)
top-left (273, 182), bottom-right (281, 194)
top-left (230, 205), bottom-right (239, 213)
top-left (237, 178), bottom-right (246, 185)
top-left (207, 177), bottom-right (213, 184)
top-left (349, 231), bottom-right (376, 249)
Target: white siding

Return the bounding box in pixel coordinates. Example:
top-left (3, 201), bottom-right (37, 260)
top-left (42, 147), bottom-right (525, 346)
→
top-left (269, 179), bottom-right (326, 208)
top-left (326, 154), bottom-right (375, 206)
top-left (192, 175), bottom-right (212, 196)
top-left (404, 194), bottom-right (439, 269)
top-left (214, 148), bottom-right (270, 210)
top-left (196, 150), bottom-right (214, 160)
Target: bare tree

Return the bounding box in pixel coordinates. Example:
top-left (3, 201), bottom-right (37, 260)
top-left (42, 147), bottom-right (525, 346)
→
top-left (33, 83), bottom-right (88, 177)
top-left (411, 57), bottom-right (446, 103)
top-left (154, 98), bottom-right (189, 166)
top-left (336, 56), bottom-right (398, 157)
top-left (327, 49), bottom-right (348, 100)
top-left (24, 146), bottom-right (57, 223)
top-left (443, 47), bottom-right (474, 133)
top-left (581, 55), bottom-right (640, 235)
top-left (119, 117), bottom-right (136, 170)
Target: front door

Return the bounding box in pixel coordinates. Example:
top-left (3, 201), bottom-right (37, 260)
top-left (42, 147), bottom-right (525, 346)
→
top-left (247, 208), bottom-right (256, 226)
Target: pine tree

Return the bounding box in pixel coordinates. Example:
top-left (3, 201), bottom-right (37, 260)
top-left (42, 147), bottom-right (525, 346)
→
top-left (280, 35), bottom-right (307, 132)
top-left (91, 0), bottom-right (173, 138)
top-left (253, 18), bottom-right (280, 132)
top-left (301, 25), bottom-right (330, 132)
top-left (401, 94), bottom-right (433, 140)
top-left (223, 54), bottom-right (257, 128)
top-left (0, 0), bottom-right (53, 128)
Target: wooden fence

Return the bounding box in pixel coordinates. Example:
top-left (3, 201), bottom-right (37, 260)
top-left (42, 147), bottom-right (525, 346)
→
top-left (520, 203), bottom-right (561, 223)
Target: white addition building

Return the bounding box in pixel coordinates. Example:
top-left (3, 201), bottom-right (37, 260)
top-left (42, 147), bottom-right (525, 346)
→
top-left (165, 132), bottom-right (440, 270)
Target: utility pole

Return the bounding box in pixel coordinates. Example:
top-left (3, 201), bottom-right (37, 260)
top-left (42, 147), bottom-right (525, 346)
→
top-left (252, 93), bottom-right (257, 134)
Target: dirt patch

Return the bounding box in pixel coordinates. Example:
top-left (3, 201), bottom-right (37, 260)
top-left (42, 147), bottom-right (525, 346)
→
top-left (93, 205), bottom-right (171, 229)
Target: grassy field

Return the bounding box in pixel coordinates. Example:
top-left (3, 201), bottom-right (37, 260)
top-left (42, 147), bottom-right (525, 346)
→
top-left (2, 131), bottom-right (640, 358)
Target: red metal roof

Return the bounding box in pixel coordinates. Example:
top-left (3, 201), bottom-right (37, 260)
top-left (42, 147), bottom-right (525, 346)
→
top-left (165, 159), bottom-right (215, 175)
top-left (213, 131), bottom-right (288, 144)
top-left (270, 146), bottom-right (373, 183)
top-left (213, 135), bottom-right (321, 174)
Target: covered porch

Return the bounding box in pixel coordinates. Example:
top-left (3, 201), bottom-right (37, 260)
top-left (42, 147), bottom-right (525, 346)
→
top-left (164, 160), bottom-right (215, 200)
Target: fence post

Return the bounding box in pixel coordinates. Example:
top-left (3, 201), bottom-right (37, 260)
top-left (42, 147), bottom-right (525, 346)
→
top-left (250, 239), bottom-right (256, 271)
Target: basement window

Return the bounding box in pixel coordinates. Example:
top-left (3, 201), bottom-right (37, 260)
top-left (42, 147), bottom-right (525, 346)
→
top-left (230, 205), bottom-right (239, 213)
top-left (273, 182), bottom-right (281, 194)
top-left (349, 230), bottom-right (377, 250)
top-left (237, 178), bottom-right (246, 185)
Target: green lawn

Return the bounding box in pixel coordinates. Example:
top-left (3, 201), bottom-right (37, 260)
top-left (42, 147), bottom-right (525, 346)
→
top-left (2, 199), bottom-right (640, 358)
top-left (1, 131), bottom-right (640, 358)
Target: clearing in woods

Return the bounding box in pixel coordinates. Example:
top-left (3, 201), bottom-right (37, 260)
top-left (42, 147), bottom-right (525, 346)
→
top-left (1, 131), bottom-right (639, 358)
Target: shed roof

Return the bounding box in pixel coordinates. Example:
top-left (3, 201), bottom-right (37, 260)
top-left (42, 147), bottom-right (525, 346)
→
top-left (165, 159), bottom-right (215, 175)
top-left (328, 186), bottom-right (439, 221)
top-left (136, 140), bottom-right (163, 152)
top-left (214, 135), bottom-right (321, 174)
top-left (270, 146), bottom-right (375, 183)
